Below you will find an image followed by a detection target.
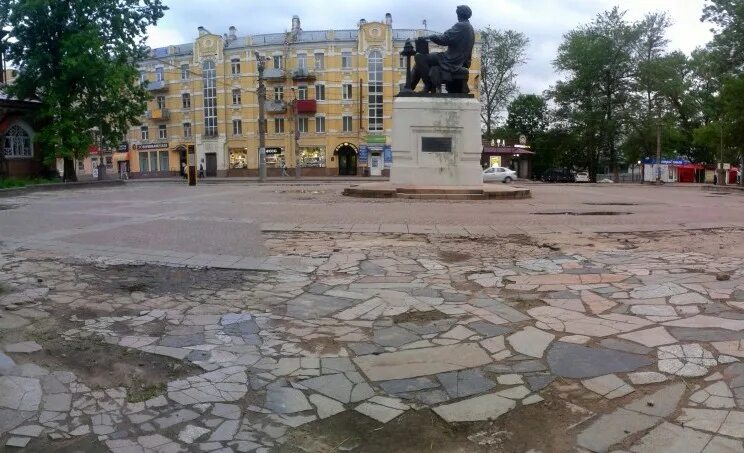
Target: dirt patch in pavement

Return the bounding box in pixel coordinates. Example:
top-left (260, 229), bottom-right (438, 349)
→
top-left (437, 250), bottom-right (472, 263)
top-left (392, 310), bottom-right (449, 324)
top-left (85, 264), bottom-right (252, 296)
top-left (278, 409), bottom-right (490, 453)
top-left (20, 318), bottom-right (200, 398)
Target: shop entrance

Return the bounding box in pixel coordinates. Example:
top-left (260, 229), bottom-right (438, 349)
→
top-left (337, 145), bottom-right (358, 176)
top-left (205, 153), bottom-right (217, 177)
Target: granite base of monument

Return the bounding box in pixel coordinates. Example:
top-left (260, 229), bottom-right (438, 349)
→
top-left (390, 96), bottom-right (482, 186)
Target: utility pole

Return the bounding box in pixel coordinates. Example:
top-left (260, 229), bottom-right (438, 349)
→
top-left (254, 52), bottom-right (267, 182)
top-left (655, 122), bottom-right (661, 184)
top-left (294, 100), bottom-right (301, 179)
top-left (720, 122), bottom-right (725, 186)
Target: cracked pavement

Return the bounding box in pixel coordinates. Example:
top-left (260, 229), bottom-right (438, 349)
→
top-left (1, 183), bottom-right (744, 452)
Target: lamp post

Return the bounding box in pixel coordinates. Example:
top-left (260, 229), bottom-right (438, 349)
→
top-left (400, 39), bottom-right (416, 93)
top-left (89, 127), bottom-right (105, 181)
top-left (291, 87), bottom-right (301, 179)
top-left (255, 52), bottom-right (267, 182)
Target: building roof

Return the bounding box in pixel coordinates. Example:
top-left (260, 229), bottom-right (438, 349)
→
top-left (148, 27), bottom-right (429, 59)
top-left (0, 85), bottom-right (40, 105)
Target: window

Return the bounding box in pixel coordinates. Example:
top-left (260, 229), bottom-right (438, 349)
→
top-left (183, 122), bottom-right (192, 138)
top-left (274, 118), bottom-right (285, 133)
top-left (77, 160), bottom-right (84, 171)
top-left (297, 53), bottom-right (307, 70)
top-left (314, 52), bottom-right (324, 70)
top-left (368, 50), bottom-right (384, 132)
top-left (155, 67), bottom-right (164, 82)
top-left (273, 55), bottom-right (283, 69)
top-left (342, 115), bottom-right (353, 132)
top-left (232, 88), bottom-right (242, 105)
top-left (298, 85), bottom-right (307, 100)
top-left (106, 156), bottom-right (113, 168)
top-left (156, 96), bottom-right (165, 109)
top-left (298, 117), bottom-right (308, 133)
top-left (231, 58), bottom-right (241, 75)
top-left (315, 84), bottom-right (325, 101)
top-left (159, 151), bottom-right (169, 172)
top-left (158, 125), bottom-right (167, 139)
top-left (149, 151), bottom-right (158, 172)
top-left (181, 64), bottom-right (189, 80)
top-left (182, 93), bottom-right (191, 109)
top-left (342, 51), bottom-right (352, 69)
top-left (315, 116), bottom-right (325, 133)
top-left (139, 152), bottom-right (149, 172)
top-left (342, 83), bottom-right (352, 100)
top-left (274, 86), bottom-right (284, 102)
top-left (203, 60), bottom-right (218, 136)
top-left (232, 119), bottom-right (242, 135)
top-left (140, 126), bottom-right (149, 140)
top-left (2, 125), bottom-right (32, 158)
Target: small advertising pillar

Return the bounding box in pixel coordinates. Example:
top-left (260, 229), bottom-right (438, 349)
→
top-left (187, 145), bottom-right (196, 186)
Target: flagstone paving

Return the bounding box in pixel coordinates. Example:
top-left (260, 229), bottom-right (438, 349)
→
top-left (2, 227), bottom-right (744, 451)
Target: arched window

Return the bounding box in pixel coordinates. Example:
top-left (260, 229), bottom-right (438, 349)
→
top-left (2, 125), bottom-right (32, 158)
top-left (367, 50), bottom-right (383, 132)
top-left (202, 60), bottom-right (218, 137)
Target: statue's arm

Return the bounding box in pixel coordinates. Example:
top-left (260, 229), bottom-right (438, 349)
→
top-left (429, 25), bottom-right (459, 46)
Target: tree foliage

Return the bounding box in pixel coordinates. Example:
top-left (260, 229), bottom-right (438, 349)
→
top-left (506, 94), bottom-right (547, 141)
top-left (479, 28), bottom-right (528, 139)
top-left (1, 0), bottom-right (166, 180)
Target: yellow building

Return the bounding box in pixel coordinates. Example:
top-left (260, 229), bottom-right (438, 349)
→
top-left (127, 14), bottom-right (481, 177)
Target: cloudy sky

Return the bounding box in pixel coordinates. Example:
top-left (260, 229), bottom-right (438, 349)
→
top-left (146, 0), bottom-right (714, 95)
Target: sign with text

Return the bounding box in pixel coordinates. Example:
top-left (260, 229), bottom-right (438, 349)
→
top-left (421, 137), bottom-right (452, 153)
top-left (358, 145), bottom-right (369, 163)
top-left (133, 142), bottom-right (169, 151)
top-left (383, 145), bottom-right (392, 168)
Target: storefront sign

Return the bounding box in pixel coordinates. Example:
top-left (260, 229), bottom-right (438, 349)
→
top-left (118, 142), bottom-right (129, 152)
top-left (359, 145), bottom-right (369, 164)
top-left (421, 137), bottom-right (452, 153)
top-left (365, 135), bottom-right (386, 144)
top-left (265, 147), bottom-right (283, 155)
top-left (133, 142), bottom-right (169, 151)
top-left (383, 145), bottom-right (392, 168)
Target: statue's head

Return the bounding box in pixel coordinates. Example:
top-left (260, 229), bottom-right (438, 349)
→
top-left (456, 5), bottom-right (472, 21)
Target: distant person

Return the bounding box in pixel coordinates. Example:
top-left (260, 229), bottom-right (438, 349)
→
top-left (281, 160), bottom-right (289, 177)
top-left (198, 161), bottom-right (205, 179)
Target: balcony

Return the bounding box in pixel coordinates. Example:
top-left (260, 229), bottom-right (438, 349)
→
top-left (146, 108), bottom-right (170, 120)
top-left (264, 68), bottom-right (285, 81)
top-left (265, 100), bottom-right (287, 113)
top-left (296, 99), bottom-right (317, 114)
top-left (292, 68), bottom-right (316, 81)
top-left (146, 80), bottom-right (168, 91)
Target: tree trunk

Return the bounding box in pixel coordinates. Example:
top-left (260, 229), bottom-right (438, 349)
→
top-left (63, 158), bottom-right (77, 182)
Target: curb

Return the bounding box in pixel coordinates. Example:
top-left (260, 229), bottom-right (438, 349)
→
top-left (0, 180), bottom-right (125, 197)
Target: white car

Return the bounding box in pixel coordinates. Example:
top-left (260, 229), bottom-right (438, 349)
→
top-left (575, 172), bottom-right (590, 183)
top-left (483, 166), bottom-right (517, 183)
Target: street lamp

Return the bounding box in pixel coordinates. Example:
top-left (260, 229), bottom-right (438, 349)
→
top-left (254, 52), bottom-right (267, 182)
top-left (291, 87), bottom-right (301, 179)
top-left (89, 126), bottom-right (105, 181)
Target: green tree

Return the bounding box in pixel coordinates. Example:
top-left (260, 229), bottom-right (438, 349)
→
top-left (552, 7), bottom-right (641, 181)
top-left (2, 0), bottom-right (166, 181)
top-left (479, 28), bottom-right (529, 139)
top-left (702, 0), bottom-right (744, 72)
top-left (505, 94), bottom-right (547, 141)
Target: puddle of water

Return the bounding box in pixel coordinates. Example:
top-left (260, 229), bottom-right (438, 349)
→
top-left (532, 211), bottom-right (631, 216)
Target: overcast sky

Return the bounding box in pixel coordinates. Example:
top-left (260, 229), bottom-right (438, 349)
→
top-left (146, 0), bottom-right (714, 95)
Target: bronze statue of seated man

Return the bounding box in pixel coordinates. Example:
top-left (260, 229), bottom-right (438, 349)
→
top-left (411, 5), bottom-right (475, 94)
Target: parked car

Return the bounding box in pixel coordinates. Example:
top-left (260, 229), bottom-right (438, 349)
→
top-left (541, 168), bottom-right (575, 183)
top-left (575, 172), bottom-right (590, 183)
top-left (483, 166), bottom-right (517, 183)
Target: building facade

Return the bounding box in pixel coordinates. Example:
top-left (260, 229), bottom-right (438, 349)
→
top-left (127, 14), bottom-right (481, 177)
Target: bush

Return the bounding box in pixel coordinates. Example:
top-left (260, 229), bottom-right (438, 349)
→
top-left (0, 177), bottom-right (61, 189)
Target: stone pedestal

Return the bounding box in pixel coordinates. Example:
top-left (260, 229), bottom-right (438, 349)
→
top-left (390, 96), bottom-right (482, 186)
